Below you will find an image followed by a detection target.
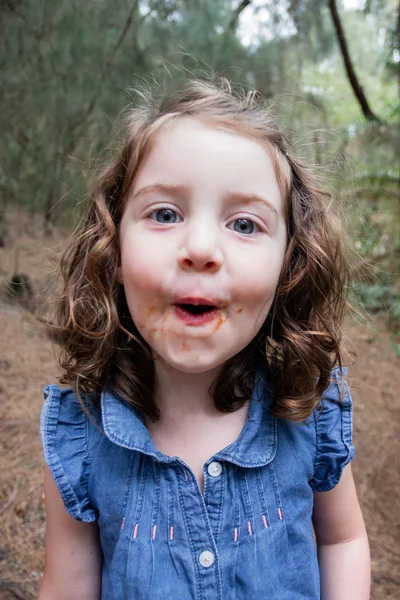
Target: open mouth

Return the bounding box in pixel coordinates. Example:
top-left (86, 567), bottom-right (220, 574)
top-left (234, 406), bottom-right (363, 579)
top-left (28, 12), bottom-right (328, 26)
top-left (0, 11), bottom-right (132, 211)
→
top-left (175, 303), bottom-right (216, 315)
top-left (173, 303), bottom-right (220, 325)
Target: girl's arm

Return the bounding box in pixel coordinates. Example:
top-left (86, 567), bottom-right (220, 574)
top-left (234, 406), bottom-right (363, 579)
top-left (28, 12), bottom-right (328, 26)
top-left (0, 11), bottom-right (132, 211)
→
top-left (312, 464), bottom-right (371, 599)
top-left (38, 465), bottom-right (102, 600)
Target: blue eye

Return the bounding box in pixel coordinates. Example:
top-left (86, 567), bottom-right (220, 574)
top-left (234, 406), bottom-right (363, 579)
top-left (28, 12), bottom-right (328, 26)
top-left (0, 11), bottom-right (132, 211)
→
top-left (152, 208), bottom-right (179, 223)
top-left (232, 219), bottom-right (256, 234)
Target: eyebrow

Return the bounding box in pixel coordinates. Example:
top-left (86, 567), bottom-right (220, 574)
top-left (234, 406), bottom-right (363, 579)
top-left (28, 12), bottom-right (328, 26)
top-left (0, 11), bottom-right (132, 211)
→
top-left (132, 184), bottom-right (188, 201)
top-left (132, 183), bottom-right (278, 217)
top-left (225, 192), bottom-right (278, 217)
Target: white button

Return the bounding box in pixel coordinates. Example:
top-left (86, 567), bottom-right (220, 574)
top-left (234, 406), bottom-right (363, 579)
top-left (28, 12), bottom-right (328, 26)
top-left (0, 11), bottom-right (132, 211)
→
top-left (207, 461), bottom-right (222, 477)
top-left (199, 550), bottom-right (214, 568)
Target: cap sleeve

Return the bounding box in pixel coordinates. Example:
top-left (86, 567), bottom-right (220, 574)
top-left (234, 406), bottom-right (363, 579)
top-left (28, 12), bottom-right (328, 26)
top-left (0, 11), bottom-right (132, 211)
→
top-left (40, 384), bottom-right (97, 522)
top-left (309, 367), bottom-right (355, 492)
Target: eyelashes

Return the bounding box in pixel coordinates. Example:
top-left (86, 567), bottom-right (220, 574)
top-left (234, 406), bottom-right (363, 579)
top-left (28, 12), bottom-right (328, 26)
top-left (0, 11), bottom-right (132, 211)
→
top-left (147, 207), bottom-right (264, 235)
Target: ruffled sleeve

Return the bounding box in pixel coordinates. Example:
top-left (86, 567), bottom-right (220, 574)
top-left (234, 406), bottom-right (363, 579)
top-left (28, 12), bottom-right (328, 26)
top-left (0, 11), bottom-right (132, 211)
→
top-left (309, 367), bottom-right (355, 492)
top-left (40, 385), bottom-right (97, 522)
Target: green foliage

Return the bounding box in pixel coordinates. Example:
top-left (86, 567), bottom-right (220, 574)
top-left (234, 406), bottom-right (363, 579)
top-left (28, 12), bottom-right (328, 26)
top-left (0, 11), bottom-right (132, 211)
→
top-left (1, 0), bottom-right (399, 318)
top-left (351, 283), bottom-right (400, 314)
top-left (344, 114), bottom-right (399, 327)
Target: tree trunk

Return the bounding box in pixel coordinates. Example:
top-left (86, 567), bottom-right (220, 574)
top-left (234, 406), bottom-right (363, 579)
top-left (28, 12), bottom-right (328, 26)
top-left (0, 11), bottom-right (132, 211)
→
top-left (228, 0), bottom-right (251, 34)
top-left (328, 0), bottom-right (380, 122)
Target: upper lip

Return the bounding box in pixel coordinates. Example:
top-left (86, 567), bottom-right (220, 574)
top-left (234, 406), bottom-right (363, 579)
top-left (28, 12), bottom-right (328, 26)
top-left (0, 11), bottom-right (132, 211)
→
top-left (173, 296), bottom-right (225, 308)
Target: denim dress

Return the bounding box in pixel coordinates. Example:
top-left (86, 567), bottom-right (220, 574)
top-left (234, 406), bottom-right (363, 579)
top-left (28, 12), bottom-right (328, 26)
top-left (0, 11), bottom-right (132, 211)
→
top-left (40, 367), bottom-right (354, 599)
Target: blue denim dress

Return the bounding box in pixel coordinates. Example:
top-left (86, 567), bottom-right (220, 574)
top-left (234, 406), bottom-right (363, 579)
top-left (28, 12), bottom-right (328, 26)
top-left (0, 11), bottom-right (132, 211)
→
top-left (40, 367), bottom-right (354, 599)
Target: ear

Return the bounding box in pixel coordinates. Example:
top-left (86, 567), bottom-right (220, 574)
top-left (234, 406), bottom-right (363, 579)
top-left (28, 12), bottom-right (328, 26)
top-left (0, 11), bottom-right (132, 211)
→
top-left (117, 266), bottom-right (124, 284)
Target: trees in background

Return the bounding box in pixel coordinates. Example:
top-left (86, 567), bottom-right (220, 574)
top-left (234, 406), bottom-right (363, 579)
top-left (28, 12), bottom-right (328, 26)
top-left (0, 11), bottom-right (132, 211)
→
top-left (1, 0), bottom-right (397, 220)
top-left (1, 0), bottom-right (398, 318)
top-left (0, 0), bottom-right (400, 282)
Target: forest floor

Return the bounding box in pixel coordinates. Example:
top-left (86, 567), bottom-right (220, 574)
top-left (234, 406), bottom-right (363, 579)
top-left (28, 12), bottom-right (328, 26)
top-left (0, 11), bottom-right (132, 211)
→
top-left (0, 210), bottom-right (399, 600)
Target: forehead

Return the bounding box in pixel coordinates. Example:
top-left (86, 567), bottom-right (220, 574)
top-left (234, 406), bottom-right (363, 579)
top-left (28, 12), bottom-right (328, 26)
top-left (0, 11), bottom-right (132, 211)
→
top-left (131, 117), bottom-right (286, 214)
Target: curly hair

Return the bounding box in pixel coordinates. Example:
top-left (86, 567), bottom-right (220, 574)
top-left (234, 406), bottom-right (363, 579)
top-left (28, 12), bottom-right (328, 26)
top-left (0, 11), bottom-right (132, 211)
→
top-left (54, 78), bottom-right (351, 422)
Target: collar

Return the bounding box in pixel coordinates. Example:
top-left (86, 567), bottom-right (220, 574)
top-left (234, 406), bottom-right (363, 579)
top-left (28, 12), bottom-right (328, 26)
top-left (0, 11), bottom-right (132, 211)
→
top-left (101, 369), bottom-right (277, 468)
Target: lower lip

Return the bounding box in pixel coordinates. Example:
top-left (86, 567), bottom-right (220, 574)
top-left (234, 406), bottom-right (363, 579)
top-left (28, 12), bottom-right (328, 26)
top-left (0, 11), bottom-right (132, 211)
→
top-left (174, 305), bottom-right (220, 326)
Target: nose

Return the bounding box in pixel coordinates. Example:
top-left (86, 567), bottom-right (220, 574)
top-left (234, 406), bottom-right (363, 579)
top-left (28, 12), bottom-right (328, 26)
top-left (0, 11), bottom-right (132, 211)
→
top-left (178, 219), bottom-right (223, 273)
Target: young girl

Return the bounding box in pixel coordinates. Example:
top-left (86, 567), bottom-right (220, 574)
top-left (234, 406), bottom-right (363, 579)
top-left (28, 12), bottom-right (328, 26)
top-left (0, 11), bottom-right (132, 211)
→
top-left (38, 79), bottom-right (370, 599)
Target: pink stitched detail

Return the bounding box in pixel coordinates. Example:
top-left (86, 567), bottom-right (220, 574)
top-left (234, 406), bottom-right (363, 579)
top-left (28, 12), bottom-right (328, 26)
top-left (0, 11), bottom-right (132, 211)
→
top-left (233, 528), bottom-right (238, 542)
top-left (152, 525), bottom-right (157, 540)
top-left (121, 516), bottom-right (125, 530)
top-left (247, 520), bottom-right (253, 536)
top-left (133, 523), bottom-right (139, 539)
top-left (278, 507), bottom-right (283, 521)
top-left (262, 514), bottom-right (268, 528)
top-left (170, 526), bottom-right (174, 540)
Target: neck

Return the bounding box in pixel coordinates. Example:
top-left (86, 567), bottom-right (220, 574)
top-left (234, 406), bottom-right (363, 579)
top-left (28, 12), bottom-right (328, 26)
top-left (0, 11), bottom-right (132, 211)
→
top-left (153, 358), bottom-right (224, 424)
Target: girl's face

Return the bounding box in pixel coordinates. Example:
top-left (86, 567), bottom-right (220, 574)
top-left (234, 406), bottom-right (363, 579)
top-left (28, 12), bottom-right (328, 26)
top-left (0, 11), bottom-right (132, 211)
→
top-left (119, 118), bottom-right (287, 374)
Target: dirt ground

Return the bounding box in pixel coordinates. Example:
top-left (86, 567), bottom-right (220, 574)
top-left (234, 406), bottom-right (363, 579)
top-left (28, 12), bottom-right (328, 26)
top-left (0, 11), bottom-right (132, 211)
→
top-left (0, 211), bottom-right (399, 600)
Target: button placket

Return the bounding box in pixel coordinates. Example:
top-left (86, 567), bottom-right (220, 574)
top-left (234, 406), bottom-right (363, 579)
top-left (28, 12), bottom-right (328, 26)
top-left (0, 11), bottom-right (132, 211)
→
top-left (203, 461), bottom-right (224, 547)
top-left (176, 468), bottom-right (222, 597)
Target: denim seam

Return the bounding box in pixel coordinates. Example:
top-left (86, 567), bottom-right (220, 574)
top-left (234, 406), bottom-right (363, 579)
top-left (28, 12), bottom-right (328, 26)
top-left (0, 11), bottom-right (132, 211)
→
top-left (266, 462), bottom-right (284, 522)
top-left (119, 452), bottom-right (136, 532)
top-left (177, 473), bottom-right (222, 599)
top-left (206, 467), bottom-right (224, 547)
top-left (150, 461), bottom-right (162, 540)
top-left (240, 470), bottom-right (254, 533)
top-left (255, 467), bottom-right (271, 527)
top-left (177, 475), bottom-right (207, 599)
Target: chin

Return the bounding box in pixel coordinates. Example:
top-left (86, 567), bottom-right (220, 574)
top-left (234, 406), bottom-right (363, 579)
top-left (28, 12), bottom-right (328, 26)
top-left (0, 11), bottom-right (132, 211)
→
top-left (159, 351), bottom-right (229, 375)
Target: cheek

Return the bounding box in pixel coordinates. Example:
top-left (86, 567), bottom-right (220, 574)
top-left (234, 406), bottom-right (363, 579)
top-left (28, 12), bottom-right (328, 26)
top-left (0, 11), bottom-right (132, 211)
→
top-left (232, 249), bottom-right (284, 305)
top-left (230, 246), bottom-right (285, 332)
top-left (120, 239), bottom-right (162, 295)
top-left (119, 237), bottom-right (181, 345)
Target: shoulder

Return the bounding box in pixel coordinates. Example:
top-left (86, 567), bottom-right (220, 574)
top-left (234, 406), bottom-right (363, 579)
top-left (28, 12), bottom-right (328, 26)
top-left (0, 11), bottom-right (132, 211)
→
top-left (268, 367), bottom-right (355, 492)
top-left (310, 367), bottom-right (355, 492)
top-left (41, 383), bottom-right (90, 425)
top-left (40, 384), bottom-right (102, 458)
top-left (39, 384), bottom-right (101, 522)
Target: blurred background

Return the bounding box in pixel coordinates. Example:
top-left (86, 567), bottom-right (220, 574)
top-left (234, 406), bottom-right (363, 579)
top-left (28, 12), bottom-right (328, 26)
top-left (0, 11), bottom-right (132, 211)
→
top-left (1, 0), bottom-right (399, 316)
top-left (0, 1), bottom-right (399, 599)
